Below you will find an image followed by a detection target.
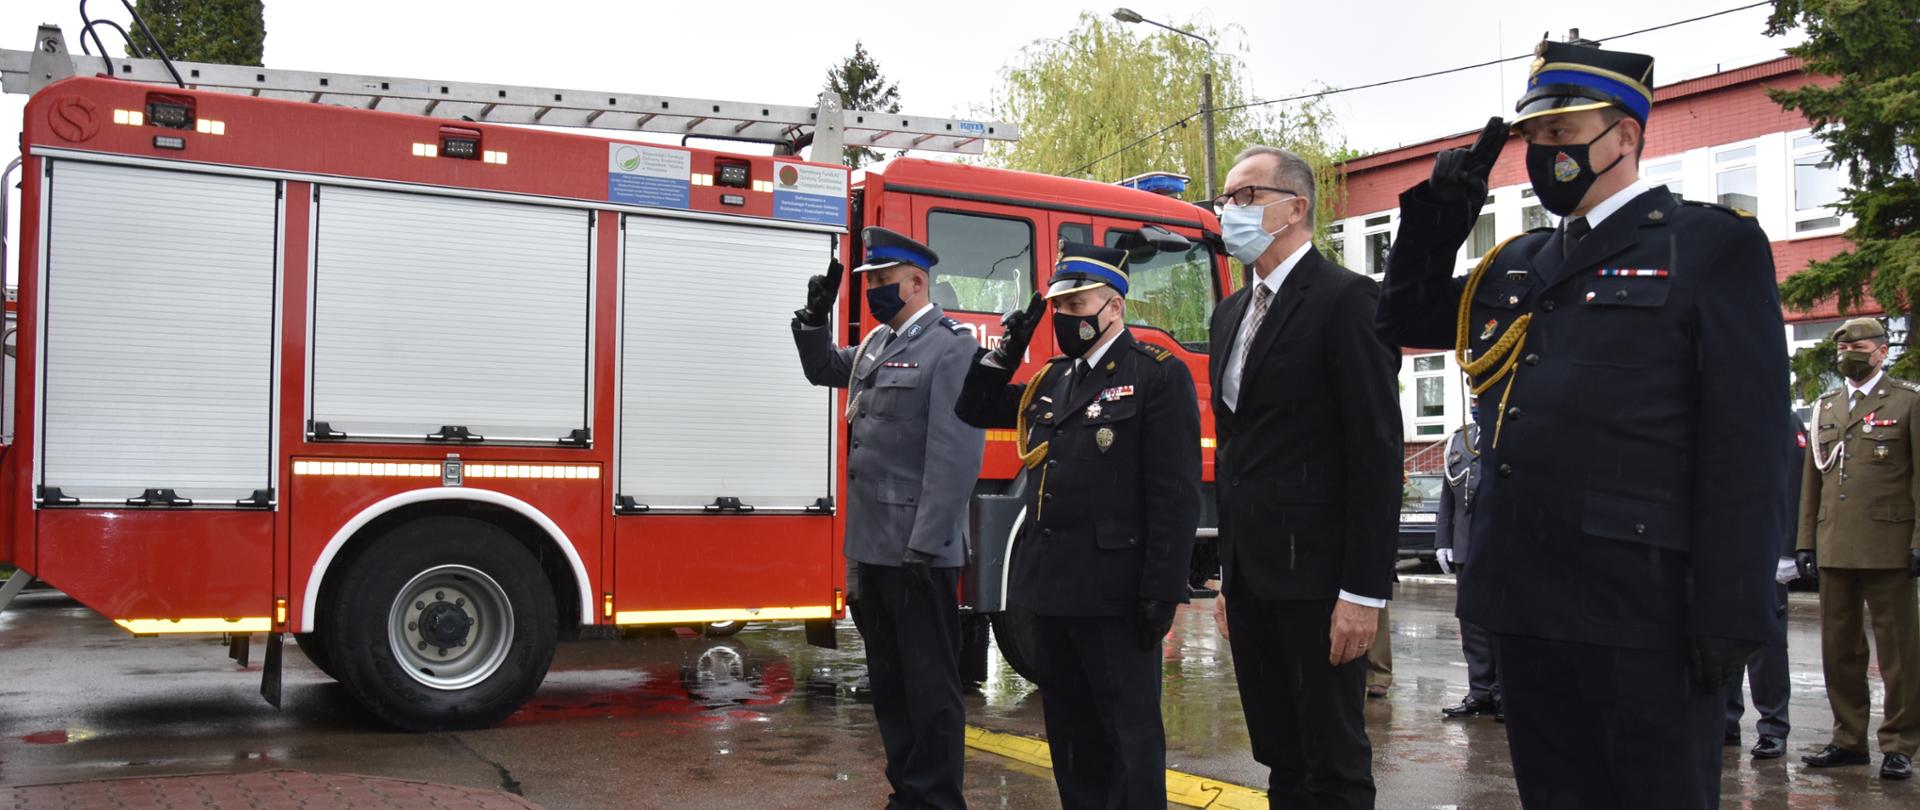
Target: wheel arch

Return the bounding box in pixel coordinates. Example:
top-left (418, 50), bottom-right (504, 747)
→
top-left (299, 488), bottom-right (593, 634)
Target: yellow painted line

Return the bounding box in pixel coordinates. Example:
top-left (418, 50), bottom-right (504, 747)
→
top-left (115, 617), bottom-right (272, 635)
top-left (612, 606), bottom-right (833, 625)
top-left (964, 726), bottom-right (1267, 809)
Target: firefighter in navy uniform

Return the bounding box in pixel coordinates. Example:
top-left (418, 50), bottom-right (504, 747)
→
top-left (1374, 39), bottom-right (1791, 809)
top-left (793, 226), bottom-right (985, 810)
top-left (953, 242), bottom-right (1202, 809)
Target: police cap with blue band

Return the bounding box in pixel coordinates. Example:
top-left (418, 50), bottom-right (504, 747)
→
top-left (1511, 39), bottom-right (1655, 128)
top-left (852, 226), bottom-right (939, 274)
top-left (1045, 242), bottom-right (1130, 299)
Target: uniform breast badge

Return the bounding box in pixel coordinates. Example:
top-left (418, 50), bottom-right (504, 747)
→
top-left (1096, 427), bottom-right (1115, 452)
top-left (1480, 319), bottom-right (1497, 340)
top-left (1876, 445), bottom-right (1890, 460)
top-left (1086, 402), bottom-right (1102, 420)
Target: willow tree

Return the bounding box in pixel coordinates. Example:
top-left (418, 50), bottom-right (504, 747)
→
top-left (125, 0), bottom-right (265, 66)
top-left (981, 12), bottom-right (1346, 240)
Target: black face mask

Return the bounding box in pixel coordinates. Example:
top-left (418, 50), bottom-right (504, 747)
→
top-left (1053, 299), bottom-right (1113, 358)
top-left (1525, 118), bottom-right (1626, 217)
top-left (866, 282), bottom-right (907, 324)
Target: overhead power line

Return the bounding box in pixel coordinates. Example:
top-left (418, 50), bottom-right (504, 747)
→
top-left (1063, 0), bottom-right (1774, 179)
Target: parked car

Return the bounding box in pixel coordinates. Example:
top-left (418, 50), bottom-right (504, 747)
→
top-left (1399, 473), bottom-right (1445, 560)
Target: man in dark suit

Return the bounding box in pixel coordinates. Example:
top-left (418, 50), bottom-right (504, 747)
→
top-left (1374, 40), bottom-right (1789, 809)
top-left (1436, 417), bottom-right (1501, 720)
top-left (1208, 145), bottom-right (1403, 809)
top-left (955, 242), bottom-right (1201, 809)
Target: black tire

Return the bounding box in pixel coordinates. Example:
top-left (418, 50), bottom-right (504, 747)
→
top-left (325, 515), bottom-right (557, 731)
top-left (989, 606), bottom-right (1044, 684)
top-left (293, 630), bottom-right (342, 681)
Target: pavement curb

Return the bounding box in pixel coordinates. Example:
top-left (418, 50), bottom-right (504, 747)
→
top-left (0, 768), bottom-right (544, 809)
top-left (964, 726), bottom-right (1267, 809)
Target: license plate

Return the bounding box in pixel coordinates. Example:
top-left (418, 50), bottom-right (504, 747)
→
top-left (1401, 512), bottom-right (1437, 524)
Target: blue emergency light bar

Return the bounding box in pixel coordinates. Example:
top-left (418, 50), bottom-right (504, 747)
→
top-left (1116, 171), bottom-right (1191, 197)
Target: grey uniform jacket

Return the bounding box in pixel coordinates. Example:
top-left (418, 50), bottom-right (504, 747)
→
top-left (1435, 423), bottom-right (1479, 557)
top-left (793, 305), bottom-right (986, 568)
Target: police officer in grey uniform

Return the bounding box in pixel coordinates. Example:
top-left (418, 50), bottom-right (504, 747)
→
top-left (793, 226), bottom-right (986, 810)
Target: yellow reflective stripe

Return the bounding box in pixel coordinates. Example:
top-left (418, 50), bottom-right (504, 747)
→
top-left (965, 726), bottom-right (1267, 808)
top-left (613, 606), bottom-right (833, 625)
top-left (115, 617), bottom-right (272, 635)
top-left (1201, 437), bottom-right (1217, 449)
top-left (985, 430), bottom-right (1019, 442)
top-left (292, 461), bottom-right (599, 479)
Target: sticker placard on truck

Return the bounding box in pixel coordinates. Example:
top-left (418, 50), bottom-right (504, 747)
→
top-left (608, 143), bottom-right (692, 209)
top-left (771, 161), bottom-right (848, 227)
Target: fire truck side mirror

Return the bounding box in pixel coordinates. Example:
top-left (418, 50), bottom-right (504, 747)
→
top-left (1114, 225), bottom-right (1192, 262)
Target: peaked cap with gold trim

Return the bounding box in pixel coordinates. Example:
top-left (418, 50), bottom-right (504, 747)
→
top-left (1514, 39), bottom-right (1655, 127)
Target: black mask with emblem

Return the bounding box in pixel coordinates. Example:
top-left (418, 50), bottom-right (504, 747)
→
top-left (1053, 297), bottom-right (1114, 359)
top-left (1524, 117), bottom-right (1625, 217)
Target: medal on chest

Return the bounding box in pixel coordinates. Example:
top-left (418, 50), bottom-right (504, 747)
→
top-left (1096, 427), bottom-right (1115, 453)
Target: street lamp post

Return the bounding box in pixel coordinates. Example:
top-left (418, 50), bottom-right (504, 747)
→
top-left (1112, 8), bottom-right (1217, 202)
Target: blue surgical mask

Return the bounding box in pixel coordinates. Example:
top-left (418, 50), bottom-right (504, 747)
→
top-left (1221, 199), bottom-right (1293, 265)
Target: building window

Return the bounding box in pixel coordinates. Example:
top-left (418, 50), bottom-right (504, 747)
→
top-left (1468, 201), bottom-right (1497, 259)
top-left (1520, 188), bottom-right (1554, 231)
top-left (1644, 157), bottom-right (1685, 199)
top-left (1363, 214), bottom-right (1393, 277)
top-left (1791, 134), bottom-right (1845, 233)
top-left (1411, 353), bottom-right (1447, 438)
top-left (1714, 145), bottom-right (1759, 215)
top-left (1324, 222), bottom-right (1345, 266)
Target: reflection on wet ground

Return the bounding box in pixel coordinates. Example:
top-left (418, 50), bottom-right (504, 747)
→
top-left (0, 579), bottom-right (1913, 808)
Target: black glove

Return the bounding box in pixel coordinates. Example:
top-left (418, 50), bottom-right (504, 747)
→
top-left (1909, 548), bottom-right (1919, 579)
top-left (902, 548), bottom-right (937, 592)
top-left (1137, 599), bottom-right (1178, 651)
top-left (984, 293), bottom-right (1046, 368)
top-left (793, 258), bottom-right (843, 328)
top-left (1795, 549), bottom-right (1819, 584)
top-left (1427, 116), bottom-right (1508, 209)
top-left (1690, 636), bottom-right (1762, 690)
top-left (1188, 541), bottom-right (1219, 590)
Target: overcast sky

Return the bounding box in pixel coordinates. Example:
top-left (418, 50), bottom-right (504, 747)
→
top-left (2, 0), bottom-right (1798, 282)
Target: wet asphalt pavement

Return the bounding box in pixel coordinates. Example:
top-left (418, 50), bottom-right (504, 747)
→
top-left (1, 576), bottom-right (1914, 809)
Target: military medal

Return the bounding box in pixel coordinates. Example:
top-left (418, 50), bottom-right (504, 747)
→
top-left (1086, 402), bottom-right (1102, 419)
top-left (1864, 411), bottom-right (1876, 433)
top-left (1096, 427), bottom-right (1114, 452)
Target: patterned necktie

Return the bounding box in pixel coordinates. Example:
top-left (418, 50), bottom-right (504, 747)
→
top-left (1234, 284), bottom-right (1273, 386)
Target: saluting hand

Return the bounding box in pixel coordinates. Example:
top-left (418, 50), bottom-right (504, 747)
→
top-left (1428, 116), bottom-right (1508, 209)
top-left (795, 258), bottom-right (843, 328)
top-left (985, 293), bottom-right (1046, 369)
top-left (1329, 600), bottom-right (1379, 666)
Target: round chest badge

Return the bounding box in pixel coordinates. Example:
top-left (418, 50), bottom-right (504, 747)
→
top-left (1552, 151), bottom-right (1581, 183)
top-left (48, 96), bottom-right (101, 142)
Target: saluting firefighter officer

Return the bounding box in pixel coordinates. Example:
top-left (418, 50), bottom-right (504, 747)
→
top-left (1796, 317), bottom-right (1920, 780)
top-left (792, 226), bottom-right (986, 810)
top-left (953, 242), bottom-right (1202, 810)
top-left (1374, 38), bottom-right (1791, 808)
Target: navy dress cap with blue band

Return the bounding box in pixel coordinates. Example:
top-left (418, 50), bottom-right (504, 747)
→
top-left (1045, 242), bottom-right (1131, 299)
top-left (1512, 40), bottom-right (1655, 127)
top-left (853, 226), bottom-right (940, 274)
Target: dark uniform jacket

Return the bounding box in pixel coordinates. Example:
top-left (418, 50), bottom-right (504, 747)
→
top-left (1435, 423), bottom-right (1480, 557)
top-left (953, 330), bottom-right (1202, 617)
top-left (1209, 248), bottom-right (1404, 602)
top-left (1375, 183), bottom-right (1791, 651)
top-left (794, 305), bottom-right (985, 568)
top-left (1799, 376), bottom-right (1920, 569)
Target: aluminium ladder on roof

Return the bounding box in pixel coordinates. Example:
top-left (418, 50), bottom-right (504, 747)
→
top-left (0, 25), bottom-right (1018, 159)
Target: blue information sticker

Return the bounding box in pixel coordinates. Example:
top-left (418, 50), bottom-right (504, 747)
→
top-left (771, 161), bottom-right (849, 227)
top-left (608, 143), bottom-right (691, 209)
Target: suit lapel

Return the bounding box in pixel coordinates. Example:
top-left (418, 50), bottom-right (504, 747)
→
top-left (1537, 188), bottom-right (1676, 290)
top-left (1213, 289), bottom-right (1250, 394)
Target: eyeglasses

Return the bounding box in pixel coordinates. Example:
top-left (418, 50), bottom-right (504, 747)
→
top-left (1212, 185), bottom-right (1301, 209)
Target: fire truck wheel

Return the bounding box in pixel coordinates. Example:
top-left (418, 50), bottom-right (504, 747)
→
top-left (293, 631), bottom-right (342, 681)
top-left (989, 606), bottom-right (1044, 684)
top-left (326, 516), bottom-right (557, 731)
top-left (701, 620), bottom-right (746, 637)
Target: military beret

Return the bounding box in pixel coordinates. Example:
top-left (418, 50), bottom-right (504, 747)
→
top-left (1832, 317), bottom-right (1887, 343)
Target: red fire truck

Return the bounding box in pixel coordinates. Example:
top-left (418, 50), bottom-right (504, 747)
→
top-left (0, 26), bottom-right (1228, 730)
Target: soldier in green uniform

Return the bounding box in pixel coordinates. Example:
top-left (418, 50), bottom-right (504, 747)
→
top-left (1797, 316), bottom-right (1920, 780)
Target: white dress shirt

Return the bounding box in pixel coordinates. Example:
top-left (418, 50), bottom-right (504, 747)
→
top-left (1579, 177), bottom-right (1653, 228)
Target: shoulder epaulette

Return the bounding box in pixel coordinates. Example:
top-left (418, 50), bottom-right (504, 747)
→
top-left (1132, 343), bottom-right (1174, 363)
top-left (1679, 198), bottom-right (1757, 220)
top-left (1896, 379), bottom-right (1920, 393)
top-left (939, 316), bottom-right (968, 334)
